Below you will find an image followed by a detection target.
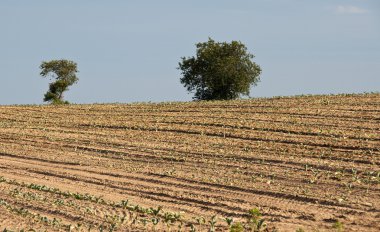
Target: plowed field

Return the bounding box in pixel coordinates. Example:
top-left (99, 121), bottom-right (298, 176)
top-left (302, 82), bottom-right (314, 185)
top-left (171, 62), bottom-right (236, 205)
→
top-left (0, 93), bottom-right (379, 231)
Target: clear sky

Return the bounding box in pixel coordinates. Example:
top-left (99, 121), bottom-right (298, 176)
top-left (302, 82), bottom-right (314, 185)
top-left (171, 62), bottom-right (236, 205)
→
top-left (1, 0), bottom-right (379, 105)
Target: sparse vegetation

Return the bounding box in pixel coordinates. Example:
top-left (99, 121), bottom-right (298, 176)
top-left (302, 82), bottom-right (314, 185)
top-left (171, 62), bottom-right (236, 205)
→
top-left (0, 93), bottom-right (379, 231)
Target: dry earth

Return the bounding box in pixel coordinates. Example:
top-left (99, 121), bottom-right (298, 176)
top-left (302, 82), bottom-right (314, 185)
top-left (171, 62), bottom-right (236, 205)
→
top-left (0, 93), bottom-right (379, 231)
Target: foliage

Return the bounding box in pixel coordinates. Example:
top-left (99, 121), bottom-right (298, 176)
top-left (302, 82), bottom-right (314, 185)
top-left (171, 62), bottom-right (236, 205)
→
top-left (247, 208), bottom-right (266, 232)
top-left (230, 222), bottom-right (244, 232)
top-left (208, 215), bottom-right (218, 232)
top-left (40, 59), bottom-right (78, 104)
top-left (178, 38), bottom-right (261, 100)
top-left (224, 217), bottom-right (234, 227)
top-left (332, 221), bottom-right (344, 232)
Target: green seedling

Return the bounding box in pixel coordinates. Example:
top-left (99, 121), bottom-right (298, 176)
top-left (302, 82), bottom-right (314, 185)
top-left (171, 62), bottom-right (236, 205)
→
top-left (120, 200), bottom-right (129, 209)
top-left (208, 215), bottom-right (218, 232)
top-left (150, 206), bottom-right (163, 216)
top-left (151, 217), bottom-right (160, 225)
top-left (230, 222), bottom-right (244, 232)
top-left (194, 216), bottom-right (206, 226)
top-left (332, 221), bottom-right (344, 232)
top-left (189, 223), bottom-right (196, 232)
top-left (151, 217), bottom-right (160, 231)
top-left (247, 208), bottom-right (266, 232)
top-left (140, 218), bottom-right (149, 227)
top-left (224, 217), bottom-right (234, 227)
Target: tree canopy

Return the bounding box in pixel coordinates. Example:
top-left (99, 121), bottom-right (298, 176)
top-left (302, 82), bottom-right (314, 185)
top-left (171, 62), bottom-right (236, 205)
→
top-left (178, 38), bottom-right (261, 100)
top-left (40, 59), bottom-right (78, 104)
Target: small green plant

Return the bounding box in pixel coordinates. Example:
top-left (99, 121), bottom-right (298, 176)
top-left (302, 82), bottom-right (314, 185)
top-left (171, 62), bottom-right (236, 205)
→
top-left (164, 168), bottom-right (176, 176)
top-left (194, 216), bottom-right (206, 231)
top-left (3, 229), bottom-right (15, 232)
top-left (208, 215), bottom-right (218, 232)
top-left (247, 208), bottom-right (266, 232)
top-left (120, 200), bottom-right (129, 209)
top-left (189, 223), bottom-right (196, 232)
top-left (332, 221), bottom-right (344, 232)
top-left (230, 222), bottom-right (244, 232)
top-left (133, 204), bottom-right (141, 212)
top-left (151, 217), bottom-right (160, 225)
top-left (54, 199), bottom-right (65, 206)
top-left (163, 212), bottom-right (175, 229)
top-left (177, 220), bottom-right (184, 232)
top-left (150, 205), bottom-right (162, 216)
top-left (140, 218), bottom-right (149, 227)
top-left (151, 217), bottom-right (160, 231)
top-left (224, 217), bottom-right (234, 227)
top-left (109, 223), bottom-right (117, 232)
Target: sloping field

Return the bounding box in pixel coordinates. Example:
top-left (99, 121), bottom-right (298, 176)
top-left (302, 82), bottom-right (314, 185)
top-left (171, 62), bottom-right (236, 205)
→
top-left (0, 93), bottom-right (379, 231)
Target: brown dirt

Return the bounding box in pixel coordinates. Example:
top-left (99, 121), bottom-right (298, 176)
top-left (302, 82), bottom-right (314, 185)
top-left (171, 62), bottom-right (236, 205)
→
top-left (0, 93), bottom-right (379, 231)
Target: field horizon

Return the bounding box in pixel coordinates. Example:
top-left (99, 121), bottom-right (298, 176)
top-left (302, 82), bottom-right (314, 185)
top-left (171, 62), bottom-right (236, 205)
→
top-left (0, 93), bottom-right (379, 231)
top-left (2, 92), bottom-right (379, 107)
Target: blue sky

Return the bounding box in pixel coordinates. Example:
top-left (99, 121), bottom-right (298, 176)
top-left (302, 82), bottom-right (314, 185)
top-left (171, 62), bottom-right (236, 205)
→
top-left (0, 0), bottom-right (379, 104)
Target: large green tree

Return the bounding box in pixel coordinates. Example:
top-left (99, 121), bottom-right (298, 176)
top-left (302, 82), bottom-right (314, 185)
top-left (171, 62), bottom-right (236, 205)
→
top-left (178, 38), bottom-right (261, 100)
top-left (40, 59), bottom-right (78, 104)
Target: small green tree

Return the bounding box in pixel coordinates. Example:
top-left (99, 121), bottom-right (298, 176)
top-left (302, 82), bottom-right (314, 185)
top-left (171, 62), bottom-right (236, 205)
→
top-left (40, 59), bottom-right (79, 104)
top-left (178, 38), bottom-right (261, 100)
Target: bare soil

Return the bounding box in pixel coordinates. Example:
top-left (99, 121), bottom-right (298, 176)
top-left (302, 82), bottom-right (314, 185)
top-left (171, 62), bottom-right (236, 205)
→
top-left (0, 93), bottom-right (379, 231)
